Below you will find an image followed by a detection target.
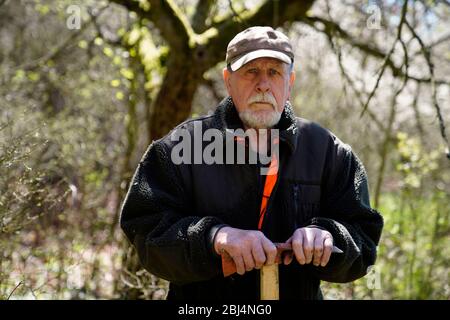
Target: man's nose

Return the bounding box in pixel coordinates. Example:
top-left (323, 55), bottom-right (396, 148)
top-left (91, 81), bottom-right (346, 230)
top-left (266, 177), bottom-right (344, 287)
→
top-left (256, 74), bottom-right (270, 93)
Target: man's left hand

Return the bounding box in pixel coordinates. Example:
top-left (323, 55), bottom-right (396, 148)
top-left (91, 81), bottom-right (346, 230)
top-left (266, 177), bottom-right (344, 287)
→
top-left (283, 227), bottom-right (334, 267)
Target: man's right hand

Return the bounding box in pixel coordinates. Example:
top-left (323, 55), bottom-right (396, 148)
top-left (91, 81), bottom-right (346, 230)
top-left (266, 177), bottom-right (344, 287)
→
top-left (214, 227), bottom-right (277, 275)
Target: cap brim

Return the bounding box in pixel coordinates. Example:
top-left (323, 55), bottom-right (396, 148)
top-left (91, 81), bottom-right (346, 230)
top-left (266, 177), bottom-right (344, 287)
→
top-left (229, 49), bottom-right (292, 71)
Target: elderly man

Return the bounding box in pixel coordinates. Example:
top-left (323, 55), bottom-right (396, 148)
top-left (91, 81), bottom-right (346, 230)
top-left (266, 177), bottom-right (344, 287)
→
top-left (120, 26), bottom-right (383, 300)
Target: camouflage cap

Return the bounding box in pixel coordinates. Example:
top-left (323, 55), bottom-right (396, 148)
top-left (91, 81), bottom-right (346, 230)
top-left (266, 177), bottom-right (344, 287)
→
top-left (226, 26), bottom-right (294, 71)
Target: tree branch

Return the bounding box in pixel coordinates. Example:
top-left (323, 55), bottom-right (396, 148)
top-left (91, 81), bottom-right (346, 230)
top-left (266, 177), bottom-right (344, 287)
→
top-left (359, 0), bottom-right (408, 117)
top-left (109, 0), bottom-right (192, 51)
top-left (405, 19), bottom-right (450, 158)
top-left (421, 32), bottom-right (450, 51)
top-left (7, 281), bottom-right (23, 300)
top-left (411, 83), bottom-right (425, 141)
top-left (227, 0), bottom-right (249, 27)
top-left (191, 0), bottom-right (215, 33)
top-left (22, 5), bottom-right (109, 71)
top-left (0, 4), bottom-right (109, 86)
top-left (324, 29), bottom-right (385, 132)
top-left (302, 15), bottom-right (450, 86)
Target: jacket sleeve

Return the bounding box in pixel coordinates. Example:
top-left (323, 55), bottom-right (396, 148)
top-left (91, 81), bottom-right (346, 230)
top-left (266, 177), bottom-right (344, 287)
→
top-left (307, 134), bottom-right (384, 283)
top-left (119, 140), bottom-right (224, 285)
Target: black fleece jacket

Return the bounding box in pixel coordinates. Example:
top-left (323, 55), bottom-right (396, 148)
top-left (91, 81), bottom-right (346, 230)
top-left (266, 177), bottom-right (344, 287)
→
top-left (120, 97), bottom-right (384, 300)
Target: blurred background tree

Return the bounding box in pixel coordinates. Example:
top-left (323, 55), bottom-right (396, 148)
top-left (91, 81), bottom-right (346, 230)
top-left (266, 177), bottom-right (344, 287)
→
top-left (0, 0), bottom-right (448, 299)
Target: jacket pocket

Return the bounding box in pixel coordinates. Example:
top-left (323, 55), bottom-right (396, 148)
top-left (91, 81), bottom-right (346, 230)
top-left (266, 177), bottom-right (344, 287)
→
top-left (291, 182), bottom-right (321, 227)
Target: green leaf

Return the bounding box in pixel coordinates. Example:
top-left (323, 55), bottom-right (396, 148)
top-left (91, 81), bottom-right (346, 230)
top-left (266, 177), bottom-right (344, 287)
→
top-left (110, 79), bottom-right (120, 87)
top-left (103, 47), bottom-right (114, 57)
top-left (113, 56), bottom-right (122, 66)
top-left (120, 68), bottom-right (134, 80)
top-left (115, 91), bottom-right (124, 100)
top-left (94, 37), bottom-right (104, 46)
top-left (127, 29), bottom-right (140, 46)
top-left (78, 40), bottom-right (88, 49)
top-left (35, 4), bottom-right (50, 15)
top-left (28, 72), bottom-right (40, 82)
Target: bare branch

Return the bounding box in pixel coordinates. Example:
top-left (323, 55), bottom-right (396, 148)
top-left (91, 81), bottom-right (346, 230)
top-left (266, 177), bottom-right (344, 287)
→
top-left (0, 4), bottom-right (109, 86)
top-left (7, 281), bottom-right (23, 300)
top-left (411, 83), bottom-right (425, 141)
top-left (423, 32), bottom-right (450, 50)
top-left (373, 86), bottom-right (401, 209)
top-left (14, 5), bottom-right (108, 72)
top-left (324, 32), bottom-right (385, 132)
top-left (405, 19), bottom-right (450, 158)
top-left (302, 15), bottom-right (450, 86)
top-left (362, 0), bottom-right (408, 117)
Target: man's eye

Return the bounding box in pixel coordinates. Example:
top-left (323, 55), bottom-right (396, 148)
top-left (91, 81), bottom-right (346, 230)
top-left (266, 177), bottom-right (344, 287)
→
top-left (269, 69), bottom-right (280, 76)
top-left (247, 68), bottom-right (258, 74)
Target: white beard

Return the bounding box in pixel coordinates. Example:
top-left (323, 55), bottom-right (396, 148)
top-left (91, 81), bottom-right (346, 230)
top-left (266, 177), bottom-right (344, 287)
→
top-left (239, 92), bottom-right (282, 129)
top-left (239, 108), bottom-right (281, 129)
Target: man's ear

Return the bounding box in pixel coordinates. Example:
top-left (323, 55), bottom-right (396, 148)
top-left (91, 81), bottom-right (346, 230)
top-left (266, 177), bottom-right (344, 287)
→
top-left (223, 67), bottom-right (232, 94)
top-left (289, 71), bottom-right (296, 86)
top-left (287, 71), bottom-right (296, 97)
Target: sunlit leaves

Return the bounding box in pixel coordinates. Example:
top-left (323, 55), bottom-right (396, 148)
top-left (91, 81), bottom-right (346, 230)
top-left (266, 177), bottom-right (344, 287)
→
top-left (27, 72), bottom-right (40, 82)
top-left (115, 91), bottom-right (124, 100)
top-left (126, 28), bottom-right (141, 46)
top-left (94, 37), bottom-right (104, 46)
top-left (110, 79), bottom-right (121, 87)
top-left (138, 0), bottom-right (151, 11)
top-left (113, 56), bottom-right (122, 66)
top-left (12, 70), bottom-right (40, 84)
top-left (395, 132), bottom-right (441, 189)
top-left (84, 168), bottom-right (108, 189)
top-left (35, 3), bottom-right (50, 15)
top-left (120, 68), bottom-right (134, 80)
top-left (103, 47), bottom-right (114, 58)
top-left (12, 70), bottom-right (26, 83)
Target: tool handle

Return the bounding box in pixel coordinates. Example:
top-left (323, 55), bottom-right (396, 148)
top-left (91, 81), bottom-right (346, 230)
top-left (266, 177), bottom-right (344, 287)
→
top-left (260, 264), bottom-right (279, 300)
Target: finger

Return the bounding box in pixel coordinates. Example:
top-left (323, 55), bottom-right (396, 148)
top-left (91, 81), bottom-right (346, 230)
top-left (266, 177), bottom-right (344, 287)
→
top-left (242, 250), bottom-right (256, 272)
top-left (292, 231), bottom-right (306, 265)
top-left (302, 228), bottom-right (315, 264)
top-left (252, 244), bottom-right (266, 269)
top-left (283, 251), bottom-right (294, 265)
top-left (261, 238), bottom-right (277, 265)
top-left (321, 236), bottom-right (333, 267)
top-left (313, 233), bottom-right (324, 266)
top-left (233, 255), bottom-right (246, 275)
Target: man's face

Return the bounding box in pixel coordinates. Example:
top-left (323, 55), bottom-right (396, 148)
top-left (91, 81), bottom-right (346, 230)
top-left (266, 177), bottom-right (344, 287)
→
top-left (223, 57), bottom-right (295, 129)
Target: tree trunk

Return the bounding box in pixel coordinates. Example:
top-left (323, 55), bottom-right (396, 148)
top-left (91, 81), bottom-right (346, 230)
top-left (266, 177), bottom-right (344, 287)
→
top-left (149, 55), bottom-right (203, 141)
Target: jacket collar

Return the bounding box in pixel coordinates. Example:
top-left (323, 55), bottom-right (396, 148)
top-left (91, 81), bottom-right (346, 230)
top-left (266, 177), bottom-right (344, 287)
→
top-left (212, 96), bottom-right (299, 153)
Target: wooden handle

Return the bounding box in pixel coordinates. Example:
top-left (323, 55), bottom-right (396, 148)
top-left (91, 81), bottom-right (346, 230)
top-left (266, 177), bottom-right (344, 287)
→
top-left (220, 243), bottom-right (342, 299)
top-left (260, 264), bottom-right (279, 300)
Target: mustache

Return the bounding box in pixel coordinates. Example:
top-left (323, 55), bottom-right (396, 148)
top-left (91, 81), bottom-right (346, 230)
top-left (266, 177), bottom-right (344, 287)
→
top-left (247, 93), bottom-right (277, 109)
